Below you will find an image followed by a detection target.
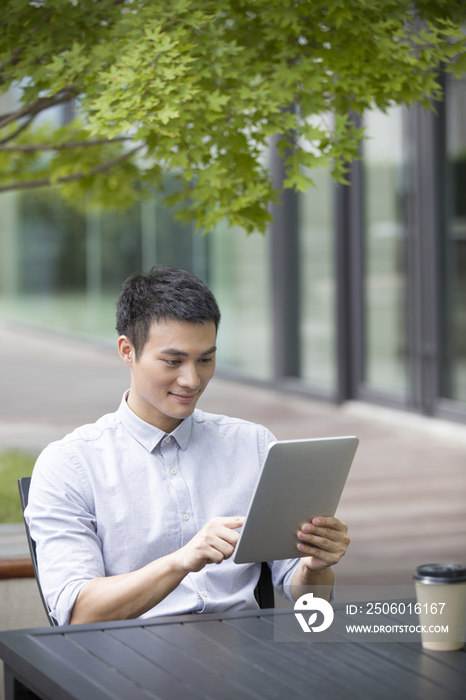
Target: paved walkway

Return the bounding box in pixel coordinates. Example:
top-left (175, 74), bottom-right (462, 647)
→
top-left (1, 320), bottom-right (466, 589)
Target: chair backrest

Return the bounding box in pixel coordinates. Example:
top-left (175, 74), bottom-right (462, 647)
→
top-left (18, 477), bottom-right (58, 626)
top-left (255, 561), bottom-right (275, 609)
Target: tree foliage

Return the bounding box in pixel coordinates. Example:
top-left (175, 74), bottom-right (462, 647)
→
top-left (0, 0), bottom-right (465, 232)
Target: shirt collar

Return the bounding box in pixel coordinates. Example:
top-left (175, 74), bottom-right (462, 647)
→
top-left (117, 391), bottom-right (193, 452)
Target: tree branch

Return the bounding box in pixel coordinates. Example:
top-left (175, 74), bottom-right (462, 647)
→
top-left (0, 115), bottom-right (37, 146)
top-left (0, 88), bottom-right (78, 130)
top-left (0, 145), bottom-right (144, 193)
top-left (0, 137), bottom-right (131, 152)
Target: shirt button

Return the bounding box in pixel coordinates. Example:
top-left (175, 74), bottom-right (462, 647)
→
top-left (170, 468), bottom-right (177, 475)
top-left (164, 436), bottom-right (171, 443)
top-left (201, 590), bottom-right (207, 597)
top-left (183, 514), bottom-right (189, 521)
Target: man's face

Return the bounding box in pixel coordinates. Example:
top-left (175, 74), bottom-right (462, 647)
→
top-left (120, 318), bottom-right (217, 432)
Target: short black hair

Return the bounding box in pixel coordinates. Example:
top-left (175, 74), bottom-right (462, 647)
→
top-left (116, 266), bottom-right (221, 359)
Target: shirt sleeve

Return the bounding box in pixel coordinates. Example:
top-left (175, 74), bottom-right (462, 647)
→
top-left (270, 559), bottom-right (336, 604)
top-left (270, 558), bottom-right (300, 602)
top-left (25, 442), bottom-right (105, 626)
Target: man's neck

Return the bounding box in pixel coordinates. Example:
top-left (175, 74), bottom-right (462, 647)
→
top-left (125, 391), bottom-right (183, 433)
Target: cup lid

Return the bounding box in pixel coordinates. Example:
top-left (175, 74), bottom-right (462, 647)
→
top-left (413, 563), bottom-right (466, 584)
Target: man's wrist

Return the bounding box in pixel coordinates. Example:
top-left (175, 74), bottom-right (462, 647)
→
top-left (165, 548), bottom-right (192, 579)
top-left (290, 562), bottom-right (335, 602)
top-left (294, 560), bottom-right (335, 587)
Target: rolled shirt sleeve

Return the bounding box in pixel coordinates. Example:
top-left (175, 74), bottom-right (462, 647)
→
top-left (25, 441), bottom-right (108, 625)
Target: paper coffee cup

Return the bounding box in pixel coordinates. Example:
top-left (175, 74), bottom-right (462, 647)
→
top-left (414, 563), bottom-right (466, 651)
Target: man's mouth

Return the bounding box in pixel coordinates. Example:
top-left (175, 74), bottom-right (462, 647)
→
top-left (170, 392), bottom-right (198, 402)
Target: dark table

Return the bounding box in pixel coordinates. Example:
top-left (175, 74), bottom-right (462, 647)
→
top-left (1, 606), bottom-right (466, 700)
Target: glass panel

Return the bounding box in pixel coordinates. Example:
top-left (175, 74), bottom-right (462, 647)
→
top-left (441, 74), bottom-right (466, 402)
top-left (298, 168), bottom-right (336, 390)
top-left (362, 106), bottom-right (407, 395)
top-left (208, 223), bottom-right (272, 380)
top-left (0, 184), bottom-right (202, 342)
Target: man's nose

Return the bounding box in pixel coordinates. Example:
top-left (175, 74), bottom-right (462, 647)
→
top-left (177, 362), bottom-right (200, 388)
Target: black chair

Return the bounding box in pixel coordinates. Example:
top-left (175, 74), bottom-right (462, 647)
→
top-left (18, 477), bottom-right (58, 626)
top-left (256, 561), bottom-right (275, 609)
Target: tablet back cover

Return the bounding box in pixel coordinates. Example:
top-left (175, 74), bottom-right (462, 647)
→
top-left (232, 435), bottom-right (358, 564)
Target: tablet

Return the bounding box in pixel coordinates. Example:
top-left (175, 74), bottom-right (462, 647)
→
top-left (232, 435), bottom-right (359, 564)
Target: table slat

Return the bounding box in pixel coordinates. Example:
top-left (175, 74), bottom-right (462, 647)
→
top-left (68, 630), bottom-right (208, 700)
top-left (33, 635), bottom-right (158, 700)
top-left (107, 626), bottom-right (259, 700)
top-left (269, 613), bottom-right (464, 700)
top-left (146, 620), bottom-right (318, 700)
top-left (334, 608), bottom-right (466, 694)
top-left (187, 618), bottom-right (367, 700)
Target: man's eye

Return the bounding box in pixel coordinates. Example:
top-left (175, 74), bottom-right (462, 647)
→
top-left (165, 360), bottom-right (181, 366)
top-left (199, 357), bottom-right (213, 364)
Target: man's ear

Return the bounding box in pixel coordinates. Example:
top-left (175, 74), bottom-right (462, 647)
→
top-left (118, 336), bottom-right (134, 367)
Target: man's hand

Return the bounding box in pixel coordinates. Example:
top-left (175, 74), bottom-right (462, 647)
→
top-left (296, 516), bottom-right (350, 573)
top-left (173, 516), bottom-right (245, 574)
top-left (290, 516), bottom-right (349, 597)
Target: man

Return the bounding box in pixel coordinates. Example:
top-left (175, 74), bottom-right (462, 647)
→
top-left (26, 266), bottom-right (349, 625)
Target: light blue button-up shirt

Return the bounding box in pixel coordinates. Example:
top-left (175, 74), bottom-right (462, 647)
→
top-left (26, 394), bottom-right (300, 625)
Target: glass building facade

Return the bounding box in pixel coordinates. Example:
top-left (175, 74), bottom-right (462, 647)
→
top-left (362, 106), bottom-right (407, 397)
top-left (298, 167), bottom-right (336, 392)
top-left (1, 73), bottom-right (466, 423)
top-left (442, 73), bottom-right (466, 404)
